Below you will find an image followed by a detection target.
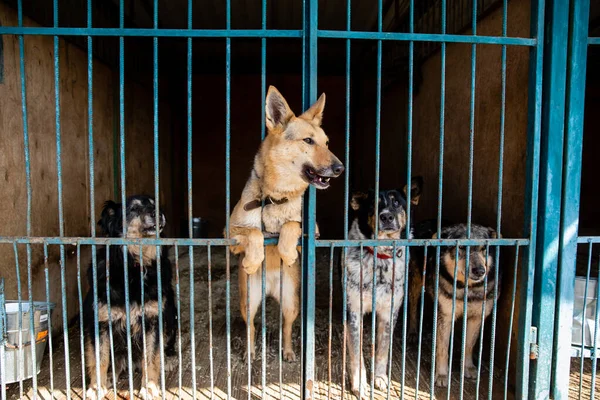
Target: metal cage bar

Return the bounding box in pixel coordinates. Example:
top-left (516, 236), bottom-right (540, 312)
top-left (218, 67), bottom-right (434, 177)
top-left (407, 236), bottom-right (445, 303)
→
top-left (0, 0), bottom-right (572, 398)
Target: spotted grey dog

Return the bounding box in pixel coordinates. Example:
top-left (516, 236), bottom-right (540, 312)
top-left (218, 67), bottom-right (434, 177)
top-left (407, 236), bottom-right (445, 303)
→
top-left (343, 177), bottom-right (423, 396)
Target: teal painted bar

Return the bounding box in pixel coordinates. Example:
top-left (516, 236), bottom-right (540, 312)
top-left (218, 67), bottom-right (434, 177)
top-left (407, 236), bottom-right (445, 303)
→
top-left (301, 0), bottom-right (318, 397)
top-left (552, 0), bottom-right (590, 398)
top-left (530, 0), bottom-right (570, 398)
top-left (318, 30), bottom-right (535, 45)
top-left (0, 27), bottom-right (302, 37)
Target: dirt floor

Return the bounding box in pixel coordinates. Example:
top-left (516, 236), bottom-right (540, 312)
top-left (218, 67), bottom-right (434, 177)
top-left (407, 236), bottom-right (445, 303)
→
top-left (6, 247), bottom-right (520, 399)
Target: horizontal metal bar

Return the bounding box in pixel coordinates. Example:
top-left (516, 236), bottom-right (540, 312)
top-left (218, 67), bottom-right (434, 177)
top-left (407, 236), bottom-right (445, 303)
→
top-left (0, 236), bottom-right (530, 247)
top-left (318, 30), bottom-right (536, 45)
top-left (0, 237), bottom-right (240, 246)
top-left (0, 27), bottom-right (302, 38)
top-left (316, 238), bottom-right (529, 246)
top-left (578, 236), bottom-right (600, 243)
top-left (589, 37), bottom-right (600, 45)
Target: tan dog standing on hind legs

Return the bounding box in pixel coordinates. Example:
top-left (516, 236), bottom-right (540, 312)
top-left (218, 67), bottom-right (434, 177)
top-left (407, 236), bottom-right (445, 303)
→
top-left (227, 85), bottom-right (344, 361)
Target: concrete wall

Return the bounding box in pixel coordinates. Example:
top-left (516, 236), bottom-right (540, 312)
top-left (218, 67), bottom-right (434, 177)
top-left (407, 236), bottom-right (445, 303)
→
top-left (0, 2), bottom-right (175, 333)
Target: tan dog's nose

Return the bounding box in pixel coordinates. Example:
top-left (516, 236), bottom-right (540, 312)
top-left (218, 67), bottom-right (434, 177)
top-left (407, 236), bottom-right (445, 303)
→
top-left (332, 163), bottom-right (345, 176)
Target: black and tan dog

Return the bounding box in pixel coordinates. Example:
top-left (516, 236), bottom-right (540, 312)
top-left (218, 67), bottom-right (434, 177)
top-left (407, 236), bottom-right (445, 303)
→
top-left (227, 86), bottom-right (344, 361)
top-left (408, 221), bottom-right (501, 388)
top-left (343, 178), bottom-right (422, 397)
top-left (83, 195), bottom-right (177, 399)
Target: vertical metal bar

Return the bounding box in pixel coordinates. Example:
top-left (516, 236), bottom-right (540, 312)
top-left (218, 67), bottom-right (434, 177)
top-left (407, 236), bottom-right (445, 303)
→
top-left (260, 1), bottom-right (268, 398)
top-left (401, 0), bottom-right (416, 389)
top-left (589, 249), bottom-right (600, 398)
top-left (225, 0), bottom-right (232, 398)
top-left (189, 245), bottom-right (197, 400)
top-left (328, 245), bottom-right (334, 400)
top-left (175, 245), bottom-right (182, 400)
top-left (16, 1), bottom-right (29, 395)
top-left (446, 244), bottom-right (460, 399)
top-left (460, 0), bottom-right (478, 393)
top-left (185, 0), bottom-right (196, 398)
top-left (246, 275), bottom-right (251, 397)
top-left (150, 2), bottom-right (166, 398)
top-left (279, 259), bottom-right (283, 399)
top-left (26, 247), bottom-right (37, 399)
top-left (370, 1), bottom-right (383, 397)
top-left (140, 246), bottom-right (149, 394)
top-left (43, 244), bottom-right (54, 398)
top-left (475, 244), bottom-right (489, 399)
top-left (359, 243), bottom-right (364, 399)
top-left (52, 0), bottom-right (71, 393)
top-left (553, 0), bottom-right (590, 397)
top-left (342, 0), bottom-right (352, 393)
top-left (497, 3), bottom-right (508, 394)
top-left (207, 244), bottom-right (215, 400)
top-left (0, 278), bottom-right (5, 400)
top-left (496, 0), bottom-right (507, 252)
top-left (530, 0), bottom-right (569, 396)
top-left (118, 1), bottom-right (133, 394)
top-left (414, 244), bottom-right (428, 398)
top-left (76, 244), bottom-right (86, 398)
top-left (105, 245), bottom-right (117, 397)
top-left (341, 248), bottom-right (348, 399)
top-left (504, 245), bottom-right (520, 400)
top-left (488, 244), bottom-right (501, 399)
top-left (86, 0), bottom-right (102, 396)
top-left (578, 245), bottom-right (592, 398)
top-left (431, 0), bottom-right (447, 395)
top-left (12, 244), bottom-right (23, 399)
top-left (389, 242), bottom-right (399, 400)
top-left (302, 0), bottom-right (318, 397)
top-left (516, 0), bottom-right (545, 395)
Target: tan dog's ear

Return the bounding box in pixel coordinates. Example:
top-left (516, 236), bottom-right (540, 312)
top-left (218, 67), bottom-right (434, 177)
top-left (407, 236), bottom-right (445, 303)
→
top-left (432, 232), bottom-right (438, 239)
top-left (403, 176), bottom-right (424, 205)
top-left (266, 86), bottom-right (294, 131)
top-left (299, 93), bottom-right (326, 126)
top-left (350, 191), bottom-right (368, 211)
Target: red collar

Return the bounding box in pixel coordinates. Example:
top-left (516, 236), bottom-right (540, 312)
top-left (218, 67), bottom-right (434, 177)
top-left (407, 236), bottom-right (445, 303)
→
top-left (365, 246), bottom-right (401, 259)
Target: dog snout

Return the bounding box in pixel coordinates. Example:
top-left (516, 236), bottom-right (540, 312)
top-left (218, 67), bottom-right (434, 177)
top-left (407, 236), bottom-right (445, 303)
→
top-left (471, 264), bottom-right (486, 279)
top-left (380, 212), bottom-right (395, 224)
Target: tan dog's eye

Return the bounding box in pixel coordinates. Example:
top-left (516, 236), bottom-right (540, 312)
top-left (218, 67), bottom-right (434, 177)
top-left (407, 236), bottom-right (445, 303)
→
top-left (303, 138), bottom-right (314, 145)
top-left (326, 140), bottom-right (329, 146)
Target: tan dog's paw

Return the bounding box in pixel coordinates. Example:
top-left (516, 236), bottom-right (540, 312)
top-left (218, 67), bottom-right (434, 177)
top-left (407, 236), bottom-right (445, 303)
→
top-left (242, 253), bottom-right (263, 275)
top-left (277, 244), bottom-right (298, 266)
top-left (464, 365), bottom-right (478, 379)
top-left (435, 373), bottom-right (449, 387)
top-left (283, 348), bottom-right (297, 362)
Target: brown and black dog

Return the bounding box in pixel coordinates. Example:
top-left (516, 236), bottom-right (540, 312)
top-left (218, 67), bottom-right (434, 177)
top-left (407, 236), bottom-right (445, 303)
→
top-left (408, 221), bottom-right (501, 387)
top-left (227, 86), bottom-right (344, 361)
top-left (83, 195), bottom-right (176, 400)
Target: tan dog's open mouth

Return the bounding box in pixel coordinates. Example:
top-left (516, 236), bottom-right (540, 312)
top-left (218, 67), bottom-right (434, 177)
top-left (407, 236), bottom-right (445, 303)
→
top-left (302, 164), bottom-right (335, 189)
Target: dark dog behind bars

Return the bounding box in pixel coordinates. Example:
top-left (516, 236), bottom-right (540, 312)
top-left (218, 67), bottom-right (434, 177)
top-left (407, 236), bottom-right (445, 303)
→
top-left (82, 195), bottom-right (177, 400)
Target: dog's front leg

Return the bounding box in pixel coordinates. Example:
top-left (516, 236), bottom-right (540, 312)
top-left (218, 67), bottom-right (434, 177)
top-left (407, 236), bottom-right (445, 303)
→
top-left (435, 311), bottom-right (452, 387)
top-left (140, 333), bottom-right (161, 400)
top-left (347, 310), bottom-right (367, 398)
top-left (231, 226), bottom-right (265, 275)
top-left (374, 308), bottom-right (399, 392)
top-left (278, 221), bottom-right (301, 267)
top-left (85, 334), bottom-right (110, 400)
